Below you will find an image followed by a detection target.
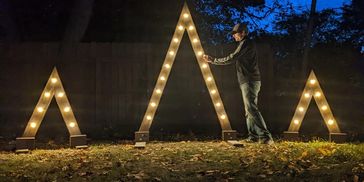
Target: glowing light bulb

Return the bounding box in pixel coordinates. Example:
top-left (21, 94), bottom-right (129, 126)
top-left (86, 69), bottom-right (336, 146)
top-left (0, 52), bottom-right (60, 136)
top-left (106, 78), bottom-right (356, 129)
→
top-left (188, 26), bottom-right (194, 30)
top-left (156, 89), bottom-right (162, 94)
top-left (220, 114), bottom-right (226, 119)
top-left (57, 92), bottom-right (64, 98)
top-left (321, 105), bottom-right (328, 111)
top-left (215, 102), bottom-right (221, 107)
top-left (30, 122), bottom-right (37, 128)
top-left (298, 107), bottom-right (304, 112)
top-left (164, 64), bottom-right (170, 69)
top-left (211, 90), bottom-right (216, 94)
top-left (44, 92), bottom-right (51, 98)
top-left (328, 119), bottom-right (334, 125)
top-left (294, 119), bottom-right (300, 125)
top-left (146, 115), bottom-right (152, 120)
top-left (310, 79), bottom-right (316, 85)
top-left (37, 107), bottom-right (44, 113)
top-left (315, 92), bottom-right (321, 97)
top-left (150, 102), bottom-right (157, 107)
top-left (193, 38), bottom-right (198, 43)
top-left (207, 77), bottom-right (212, 82)
top-left (183, 13), bottom-right (189, 18)
top-left (202, 64), bottom-right (208, 69)
top-left (160, 76), bottom-right (166, 81)
top-left (169, 51), bottom-right (175, 56)
top-left (304, 93), bottom-right (310, 98)
top-left (178, 25), bottom-right (184, 30)
top-left (69, 122), bottom-right (75, 128)
top-left (197, 51), bottom-right (203, 56)
top-left (51, 78), bottom-right (58, 84)
top-left (173, 38), bottom-right (179, 43)
top-left (64, 107), bottom-right (71, 112)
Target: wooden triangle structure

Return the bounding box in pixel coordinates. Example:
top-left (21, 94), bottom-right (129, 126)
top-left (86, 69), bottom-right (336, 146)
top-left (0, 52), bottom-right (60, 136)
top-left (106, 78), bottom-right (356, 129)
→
top-left (134, 3), bottom-right (239, 147)
top-left (16, 67), bottom-right (87, 152)
top-left (283, 70), bottom-right (346, 142)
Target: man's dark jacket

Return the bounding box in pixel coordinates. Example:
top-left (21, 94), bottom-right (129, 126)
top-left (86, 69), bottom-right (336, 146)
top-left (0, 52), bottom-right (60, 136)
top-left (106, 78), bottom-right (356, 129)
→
top-left (211, 38), bottom-right (261, 84)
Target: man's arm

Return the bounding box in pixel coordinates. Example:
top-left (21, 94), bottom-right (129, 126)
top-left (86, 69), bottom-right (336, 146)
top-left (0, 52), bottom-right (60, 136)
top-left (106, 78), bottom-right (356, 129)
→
top-left (211, 53), bottom-right (236, 65)
top-left (210, 40), bottom-right (246, 65)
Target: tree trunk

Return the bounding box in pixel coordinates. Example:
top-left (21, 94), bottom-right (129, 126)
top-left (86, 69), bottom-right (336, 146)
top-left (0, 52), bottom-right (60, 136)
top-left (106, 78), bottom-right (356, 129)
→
top-left (301, 0), bottom-right (317, 79)
top-left (58, 0), bottom-right (95, 59)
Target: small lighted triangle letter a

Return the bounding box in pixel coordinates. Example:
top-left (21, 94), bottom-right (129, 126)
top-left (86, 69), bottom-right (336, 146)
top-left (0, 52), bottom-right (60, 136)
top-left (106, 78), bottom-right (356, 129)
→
top-left (16, 67), bottom-right (87, 152)
top-left (283, 70), bottom-right (347, 142)
top-left (134, 2), bottom-right (239, 148)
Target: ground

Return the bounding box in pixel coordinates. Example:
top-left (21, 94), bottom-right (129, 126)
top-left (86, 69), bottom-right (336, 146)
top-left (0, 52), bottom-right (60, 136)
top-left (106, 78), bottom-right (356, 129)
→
top-left (1, 141), bottom-right (364, 181)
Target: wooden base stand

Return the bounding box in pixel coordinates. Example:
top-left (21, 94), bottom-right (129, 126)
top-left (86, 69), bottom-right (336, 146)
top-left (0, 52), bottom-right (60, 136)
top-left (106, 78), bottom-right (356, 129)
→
top-left (70, 135), bottom-right (87, 148)
top-left (16, 137), bottom-right (35, 153)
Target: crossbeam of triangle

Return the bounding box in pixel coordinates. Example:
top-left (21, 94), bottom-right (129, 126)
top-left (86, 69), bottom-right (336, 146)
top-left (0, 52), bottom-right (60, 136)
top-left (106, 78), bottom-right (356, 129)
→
top-left (21, 67), bottom-right (83, 137)
top-left (287, 70), bottom-right (341, 133)
top-left (135, 3), bottom-right (236, 145)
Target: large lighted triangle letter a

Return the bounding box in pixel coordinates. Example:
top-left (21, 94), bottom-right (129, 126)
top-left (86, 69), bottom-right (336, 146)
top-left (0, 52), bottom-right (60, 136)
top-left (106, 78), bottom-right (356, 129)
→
top-left (134, 3), bottom-right (238, 146)
top-left (16, 67), bottom-right (87, 151)
top-left (22, 67), bottom-right (82, 137)
top-left (284, 70), bottom-right (346, 142)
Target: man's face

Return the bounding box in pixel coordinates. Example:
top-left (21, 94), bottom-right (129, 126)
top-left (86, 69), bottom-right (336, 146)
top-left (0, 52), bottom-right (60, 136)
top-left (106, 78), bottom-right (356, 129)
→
top-left (232, 31), bottom-right (246, 42)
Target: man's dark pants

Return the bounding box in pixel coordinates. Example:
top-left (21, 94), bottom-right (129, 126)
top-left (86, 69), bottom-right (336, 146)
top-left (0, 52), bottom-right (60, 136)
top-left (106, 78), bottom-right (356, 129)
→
top-left (240, 81), bottom-right (273, 141)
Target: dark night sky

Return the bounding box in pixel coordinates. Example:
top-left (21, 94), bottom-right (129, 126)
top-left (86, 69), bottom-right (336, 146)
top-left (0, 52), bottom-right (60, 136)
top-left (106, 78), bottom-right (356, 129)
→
top-left (251, 0), bottom-right (350, 32)
top-left (0, 0), bottom-right (354, 42)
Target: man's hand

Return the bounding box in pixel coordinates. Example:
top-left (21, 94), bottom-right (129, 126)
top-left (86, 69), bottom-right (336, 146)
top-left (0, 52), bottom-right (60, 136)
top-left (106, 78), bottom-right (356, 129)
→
top-left (202, 54), bottom-right (213, 63)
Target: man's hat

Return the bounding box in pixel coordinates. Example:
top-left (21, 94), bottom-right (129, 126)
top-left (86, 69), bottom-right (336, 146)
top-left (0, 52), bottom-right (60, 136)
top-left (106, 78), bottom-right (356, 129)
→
top-left (230, 23), bottom-right (249, 35)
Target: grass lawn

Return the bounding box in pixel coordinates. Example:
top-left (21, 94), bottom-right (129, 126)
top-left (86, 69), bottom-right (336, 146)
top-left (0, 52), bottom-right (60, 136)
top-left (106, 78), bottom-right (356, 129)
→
top-left (1, 141), bottom-right (364, 181)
